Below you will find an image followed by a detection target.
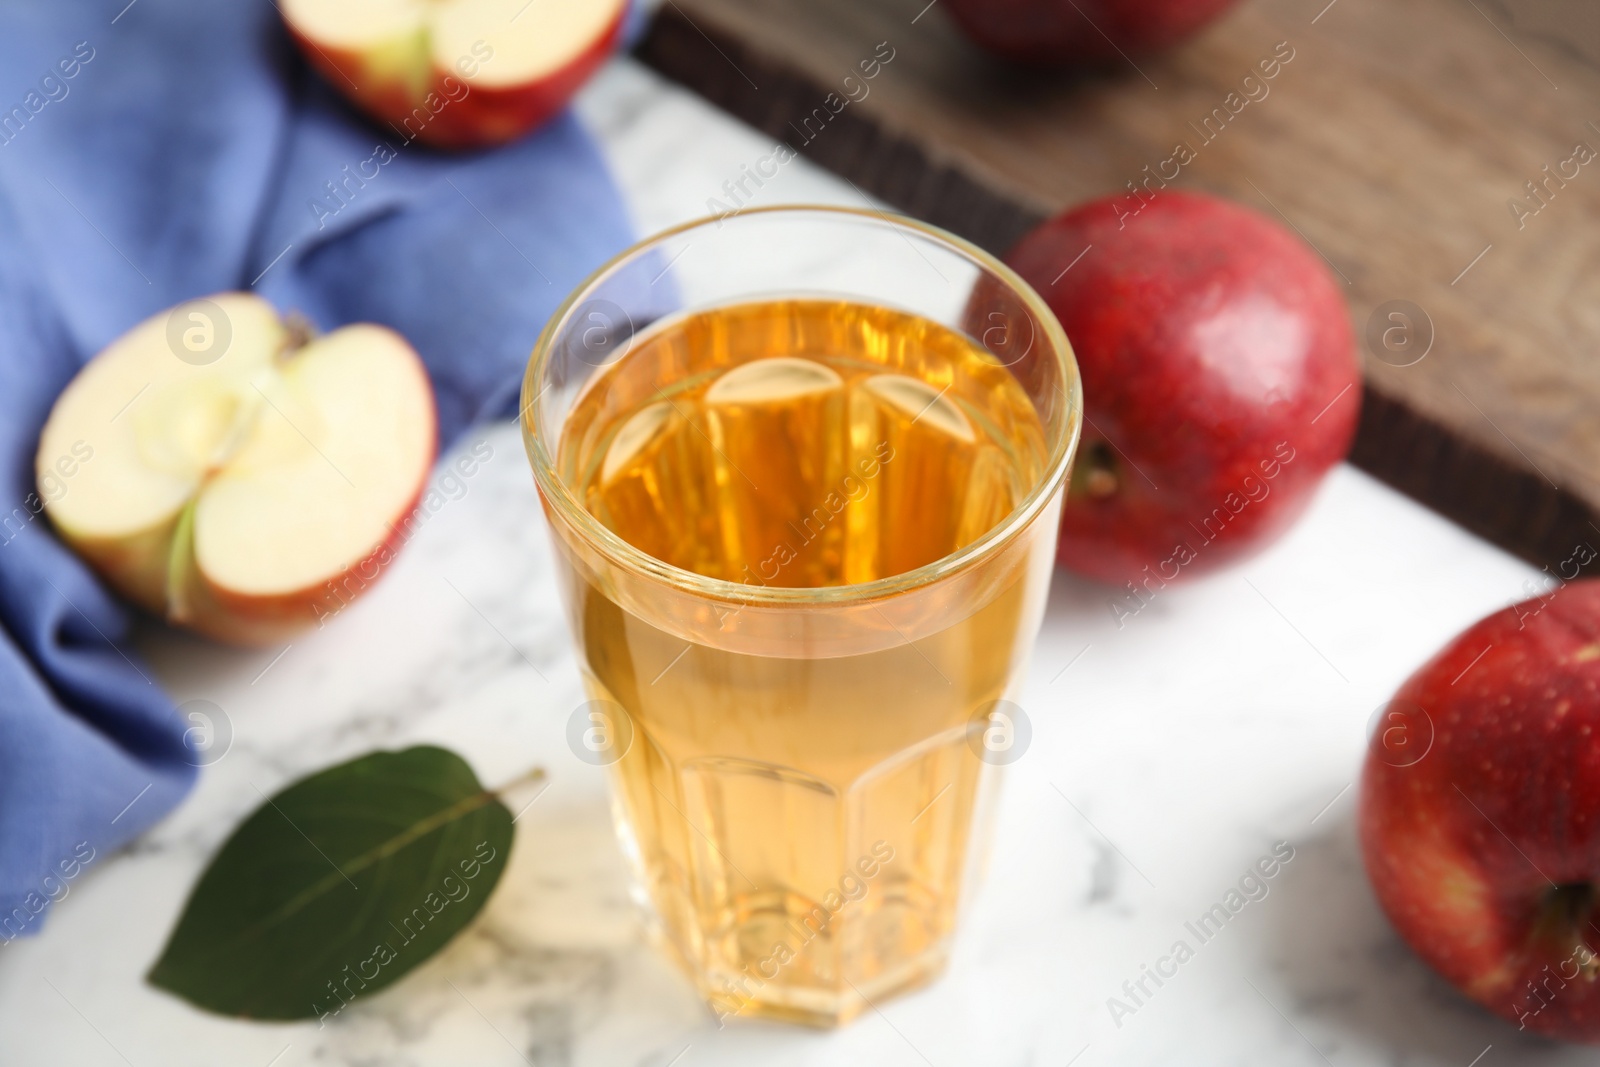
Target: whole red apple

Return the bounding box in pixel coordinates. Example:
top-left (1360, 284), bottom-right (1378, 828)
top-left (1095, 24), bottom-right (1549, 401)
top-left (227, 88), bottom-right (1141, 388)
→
top-left (1004, 190), bottom-right (1359, 587)
top-left (1360, 577), bottom-right (1600, 1042)
top-left (943, 0), bottom-right (1241, 64)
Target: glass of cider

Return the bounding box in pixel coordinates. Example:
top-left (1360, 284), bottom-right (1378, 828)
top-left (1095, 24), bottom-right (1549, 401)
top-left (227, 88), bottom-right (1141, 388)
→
top-left (521, 205), bottom-right (1081, 1026)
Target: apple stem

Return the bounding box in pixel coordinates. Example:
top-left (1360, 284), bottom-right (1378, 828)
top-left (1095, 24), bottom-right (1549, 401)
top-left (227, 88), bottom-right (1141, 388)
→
top-left (1070, 439), bottom-right (1121, 501)
top-left (280, 312), bottom-right (317, 359)
top-left (1534, 883), bottom-right (1600, 978)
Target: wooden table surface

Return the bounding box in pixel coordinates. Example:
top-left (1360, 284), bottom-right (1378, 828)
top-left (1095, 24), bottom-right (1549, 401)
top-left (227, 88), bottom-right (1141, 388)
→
top-left (638, 0), bottom-right (1600, 572)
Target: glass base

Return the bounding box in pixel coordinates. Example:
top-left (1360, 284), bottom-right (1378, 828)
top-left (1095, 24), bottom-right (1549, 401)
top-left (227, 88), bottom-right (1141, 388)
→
top-left (606, 719), bottom-right (1001, 1029)
top-left (667, 924), bottom-right (951, 1027)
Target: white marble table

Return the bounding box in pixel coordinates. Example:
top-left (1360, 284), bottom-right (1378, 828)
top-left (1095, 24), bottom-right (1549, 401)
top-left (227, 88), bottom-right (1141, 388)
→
top-left (0, 57), bottom-right (1586, 1067)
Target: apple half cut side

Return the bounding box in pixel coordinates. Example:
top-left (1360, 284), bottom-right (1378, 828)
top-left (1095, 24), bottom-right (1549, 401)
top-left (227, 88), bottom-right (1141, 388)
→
top-left (37, 293), bottom-right (437, 646)
top-left (280, 0), bottom-right (627, 150)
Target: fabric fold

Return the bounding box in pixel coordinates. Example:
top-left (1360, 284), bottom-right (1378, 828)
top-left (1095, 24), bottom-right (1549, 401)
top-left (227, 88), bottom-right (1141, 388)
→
top-left (0, 0), bottom-right (639, 937)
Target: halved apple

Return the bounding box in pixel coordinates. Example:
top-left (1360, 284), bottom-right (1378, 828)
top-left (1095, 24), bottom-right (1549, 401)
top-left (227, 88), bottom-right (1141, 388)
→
top-left (38, 293), bottom-right (436, 646)
top-left (280, 0), bottom-right (628, 150)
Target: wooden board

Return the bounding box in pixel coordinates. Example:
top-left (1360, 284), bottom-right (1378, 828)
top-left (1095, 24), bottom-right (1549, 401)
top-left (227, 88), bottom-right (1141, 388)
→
top-left (637, 0), bottom-right (1600, 572)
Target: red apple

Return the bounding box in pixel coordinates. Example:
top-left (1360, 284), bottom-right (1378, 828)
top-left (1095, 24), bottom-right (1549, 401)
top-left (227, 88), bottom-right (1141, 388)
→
top-left (943, 0), bottom-right (1240, 64)
top-left (280, 0), bottom-right (627, 150)
top-left (1360, 577), bottom-right (1600, 1042)
top-left (1003, 190), bottom-right (1359, 586)
top-left (38, 293), bottom-right (436, 646)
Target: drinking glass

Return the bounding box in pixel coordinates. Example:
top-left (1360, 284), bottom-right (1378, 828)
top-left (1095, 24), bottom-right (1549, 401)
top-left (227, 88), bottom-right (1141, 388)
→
top-left (521, 205), bottom-right (1080, 1026)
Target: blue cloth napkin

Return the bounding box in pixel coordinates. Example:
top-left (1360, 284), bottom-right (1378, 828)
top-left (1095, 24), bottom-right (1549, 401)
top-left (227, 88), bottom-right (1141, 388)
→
top-left (0, 0), bottom-right (638, 937)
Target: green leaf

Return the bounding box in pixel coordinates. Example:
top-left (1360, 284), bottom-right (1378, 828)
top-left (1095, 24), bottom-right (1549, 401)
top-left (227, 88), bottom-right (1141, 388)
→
top-left (148, 746), bottom-right (514, 1020)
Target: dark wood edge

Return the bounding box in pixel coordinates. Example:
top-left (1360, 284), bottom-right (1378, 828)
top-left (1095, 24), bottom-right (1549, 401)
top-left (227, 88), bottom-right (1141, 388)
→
top-left (1350, 387), bottom-right (1597, 575)
top-left (635, 5), bottom-right (1600, 575)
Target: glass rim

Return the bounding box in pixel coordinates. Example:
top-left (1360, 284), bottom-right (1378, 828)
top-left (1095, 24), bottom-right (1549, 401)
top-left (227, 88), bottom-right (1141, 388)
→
top-left (520, 203), bottom-right (1082, 606)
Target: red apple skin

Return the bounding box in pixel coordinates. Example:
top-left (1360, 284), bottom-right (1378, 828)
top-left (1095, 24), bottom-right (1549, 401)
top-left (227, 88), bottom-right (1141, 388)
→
top-left (177, 339), bottom-right (439, 648)
top-left (285, 9), bottom-right (623, 150)
top-left (180, 481), bottom-right (433, 647)
top-left (1360, 579), bottom-right (1600, 1042)
top-left (51, 475), bottom-right (433, 648)
top-left (1004, 190), bottom-right (1360, 585)
top-left (943, 0), bottom-right (1241, 63)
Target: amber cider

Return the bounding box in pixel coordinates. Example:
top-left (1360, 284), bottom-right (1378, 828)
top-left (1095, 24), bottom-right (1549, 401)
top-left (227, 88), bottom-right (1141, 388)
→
top-left (553, 297), bottom-right (1051, 1024)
